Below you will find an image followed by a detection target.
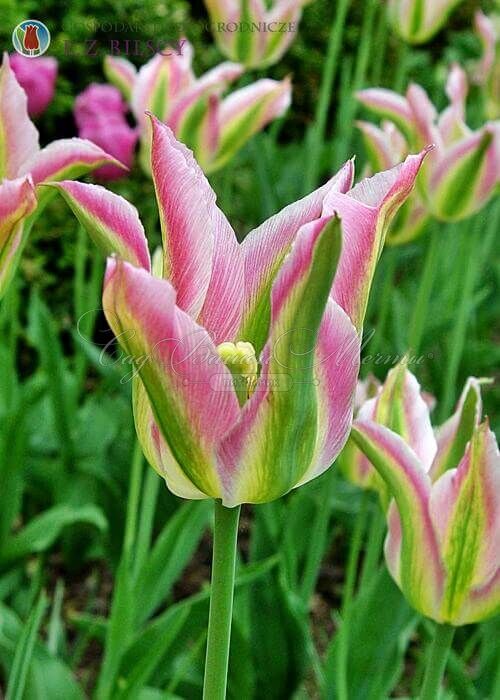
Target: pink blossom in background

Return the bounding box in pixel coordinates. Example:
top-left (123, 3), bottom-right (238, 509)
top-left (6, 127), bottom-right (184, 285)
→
top-left (74, 84), bottom-right (138, 180)
top-left (74, 84), bottom-right (127, 127)
top-left (9, 54), bottom-right (58, 117)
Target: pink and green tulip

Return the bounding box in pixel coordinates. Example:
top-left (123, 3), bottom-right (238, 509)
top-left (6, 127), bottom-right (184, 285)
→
top-left (0, 53), bottom-right (120, 300)
top-left (387, 0), bottom-right (466, 45)
top-left (473, 11), bottom-right (499, 120)
top-left (351, 377), bottom-right (500, 625)
top-left (104, 40), bottom-right (292, 174)
top-left (203, 0), bottom-right (312, 69)
top-left (49, 116), bottom-right (427, 505)
top-left (358, 63), bottom-right (500, 225)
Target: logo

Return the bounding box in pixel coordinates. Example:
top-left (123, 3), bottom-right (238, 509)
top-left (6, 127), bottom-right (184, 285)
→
top-left (12, 20), bottom-right (51, 57)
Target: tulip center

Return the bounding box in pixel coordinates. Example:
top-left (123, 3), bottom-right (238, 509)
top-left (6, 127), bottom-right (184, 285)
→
top-left (217, 341), bottom-right (258, 406)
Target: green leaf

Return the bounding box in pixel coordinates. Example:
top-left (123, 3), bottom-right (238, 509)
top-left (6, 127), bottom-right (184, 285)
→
top-left (133, 500), bottom-right (211, 624)
top-left (0, 601), bottom-right (84, 700)
top-left (0, 504), bottom-right (107, 568)
top-left (323, 567), bottom-right (417, 699)
top-left (95, 554), bottom-right (135, 700)
top-left (6, 593), bottom-right (48, 700)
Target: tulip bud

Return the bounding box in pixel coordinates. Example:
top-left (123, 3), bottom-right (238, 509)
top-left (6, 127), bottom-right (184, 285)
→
top-left (204, 0), bottom-right (311, 69)
top-left (352, 378), bottom-right (500, 625)
top-left (9, 53), bottom-right (57, 117)
top-left (388, 0), bottom-right (466, 45)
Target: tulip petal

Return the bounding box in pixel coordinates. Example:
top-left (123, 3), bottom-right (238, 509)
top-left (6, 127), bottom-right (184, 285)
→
top-left (386, 196), bottom-right (429, 246)
top-left (371, 361), bottom-right (437, 471)
top-left (132, 376), bottom-right (207, 499)
top-left (295, 298), bottom-right (360, 486)
top-left (45, 181), bottom-right (151, 270)
top-left (198, 204), bottom-right (244, 344)
top-left (131, 46), bottom-right (194, 128)
top-left (429, 421), bottom-right (500, 623)
top-left (19, 138), bottom-right (124, 186)
top-left (356, 120), bottom-right (406, 172)
top-left (326, 150), bottom-right (428, 331)
top-left (149, 117), bottom-right (243, 338)
top-left (462, 569), bottom-right (500, 625)
top-left (474, 11), bottom-right (496, 83)
top-left (406, 83), bottom-right (440, 148)
top-left (103, 259), bottom-right (240, 498)
top-left (430, 123), bottom-right (500, 221)
top-left (0, 176), bottom-right (37, 298)
top-left (219, 216), bottom-right (343, 505)
top-left (167, 61), bottom-right (243, 139)
top-left (431, 377), bottom-right (484, 480)
top-left (0, 53), bottom-right (39, 179)
top-left (103, 55), bottom-right (137, 100)
top-left (357, 88), bottom-right (414, 139)
top-left (261, 0), bottom-right (306, 67)
top-left (239, 160), bottom-right (354, 353)
top-left (208, 77), bottom-right (292, 172)
top-left (351, 419), bottom-right (444, 616)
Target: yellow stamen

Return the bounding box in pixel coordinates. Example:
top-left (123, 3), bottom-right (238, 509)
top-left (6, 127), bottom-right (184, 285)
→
top-left (217, 341), bottom-right (258, 405)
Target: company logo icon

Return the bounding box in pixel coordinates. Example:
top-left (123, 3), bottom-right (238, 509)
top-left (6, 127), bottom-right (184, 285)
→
top-left (12, 20), bottom-right (51, 57)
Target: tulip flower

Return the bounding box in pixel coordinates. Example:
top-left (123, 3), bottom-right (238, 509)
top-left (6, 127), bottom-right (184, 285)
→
top-left (203, 0), bottom-right (312, 68)
top-left (49, 117), bottom-right (426, 696)
top-left (351, 375), bottom-right (499, 626)
top-left (358, 63), bottom-right (500, 225)
top-left (473, 11), bottom-right (499, 120)
top-left (0, 53), bottom-right (120, 300)
top-left (9, 53), bottom-right (57, 117)
top-left (74, 84), bottom-right (139, 181)
top-left (387, 0), bottom-right (465, 45)
top-left (48, 116), bottom-right (427, 504)
top-left (104, 40), bottom-right (292, 174)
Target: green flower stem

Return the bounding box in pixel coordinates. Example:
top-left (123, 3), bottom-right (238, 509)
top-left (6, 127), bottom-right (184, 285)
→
top-left (359, 505), bottom-right (386, 589)
top-left (408, 226), bottom-right (440, 355)
top-left (304, 0), bottom-right (350, 192)
top-left (203, 500), bottom-right (241, 700)
top-left (420, 623), bottom-right (455, 700)
top-left (337, 490), bottom-right (370, 700)
top-left (123, 440), bottom-right (143, 562)
top-left (299, 467), bottom-right (336, 604)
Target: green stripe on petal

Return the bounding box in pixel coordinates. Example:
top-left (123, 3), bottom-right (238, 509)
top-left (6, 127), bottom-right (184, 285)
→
top-left (373, 359), bottom-right (437, 470)
top-left (132, 376), bottom-right (208, 500)
top-left (429, 421), bottom-right (500, 624)
top-left (0, 176), bottom-right (37, 299)
top-left (351, 420), bottom-right (444, 617)
top-left (430, 126), bottom-right (498, 221)
top-left (219, 216), bottom-right (342, 505)
top-left (207, 77), bottom-right (291, 173)
top-left (431, 377), bottom-right (484, 480)
top-left (103, 260), bottom-right (241, 499)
